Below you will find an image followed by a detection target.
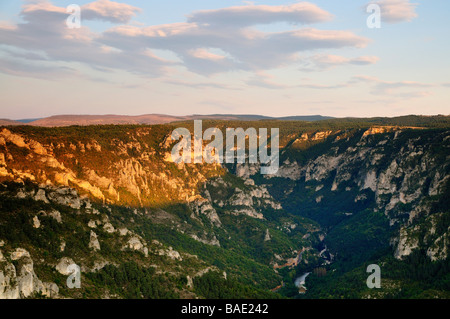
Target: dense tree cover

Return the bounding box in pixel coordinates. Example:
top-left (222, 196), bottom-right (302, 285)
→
top-left (1, 190), bottom-right (290, 299)
top-left (0, 183), bottom-right (83, 258)
top-left (193, 271), bottom-right (280, 299)
top-left (326, 209), bottom-right (393, 272)
top-left (344, 115), bottom-right (450, 128)
top-left (133, 217), bottom-right (281, 289)
top-left (85, 262), bottom-right (179, 299)
top-left (298, 249), bottom-right (450, 299)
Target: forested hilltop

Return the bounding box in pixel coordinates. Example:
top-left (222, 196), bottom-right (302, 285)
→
top-left (0, 115), bottom-right (449, 299)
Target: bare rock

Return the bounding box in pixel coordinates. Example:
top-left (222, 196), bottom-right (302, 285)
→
top-left (55, 257), bottom-right (76, 276)
top-left (32, 216), bottom-right (41, 229)
top-left (103, 222), bottom-right (115, 234)
top-left (89, 231), bottom-right (101, 251)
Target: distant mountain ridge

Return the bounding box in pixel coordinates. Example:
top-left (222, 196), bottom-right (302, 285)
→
top-left (2, 114), bottom-right (334, 127)
top-left (0, 119), bottom-right (22, 126)
top-left (1, 114), bottom-right (449, 128)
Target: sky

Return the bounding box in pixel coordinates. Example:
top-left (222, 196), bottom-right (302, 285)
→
top-left (0, 0), bottom-right (449, 119)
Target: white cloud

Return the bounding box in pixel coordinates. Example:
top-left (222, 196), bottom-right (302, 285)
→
top-left (20, 0), bottom-right (141, 24)
top-left (82, 0), bottom-right (141, 24)
top-left (368, 0), bottom-right (418, 23)
top-left (300, 54), bottom-right (379, 71)
top-left (348, 56), bottom-right (380, 65)
top-left (102, 25), bottom-right (369, 74)
top-left (0, 55), bottom-right (78, 79)
top-left (187, 2), bottom-right (333, 27)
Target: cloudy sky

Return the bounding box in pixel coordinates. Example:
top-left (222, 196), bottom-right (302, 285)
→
top-left (0, 0), bottom-right (449, 119)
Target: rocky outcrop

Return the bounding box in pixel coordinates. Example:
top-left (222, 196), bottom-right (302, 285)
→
top-left (190, 198), bottom-right (222, 227)
top-left (264, 229), bottom-right (271, 241)
top-left (103, 222), bottom-right (115, 234)
top-left (32, 216), bottom-right (41, 229)
top-left (157, 246), bottom-right (182, 261)
top-left (427, 232), bottom-right (449, 261)
top-left (205, 176), bottom-right (282, 220)
top-left (55, 257), bottom-right (76, 275)
top-left (0, 248), bottom-right (59, 299)
top-left (89, 231), bottom-right (101, 251)
top-left (394, 227), bottom-right (420, 259)
top-left (269, 159), bottom-right (302, 180)
top-left (124, 236), bottom-right (148, 257)
top-left (190, 234), bottom-right (220, 247)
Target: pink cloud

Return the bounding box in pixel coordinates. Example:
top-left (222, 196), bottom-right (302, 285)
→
top-left (188, 2), bottom-right (333, 27)
top-left (189, 48), bottom-right (226, 61)
top-left (300, 54), bottom-right (379, 71)
top-left (82, 0), bottom-right (141, 24)
top-left (368, 0), bottom-right (418, 23)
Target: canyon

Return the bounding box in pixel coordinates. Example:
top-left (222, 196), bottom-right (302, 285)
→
top-left (0, 117), bottom-right (448, 298)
